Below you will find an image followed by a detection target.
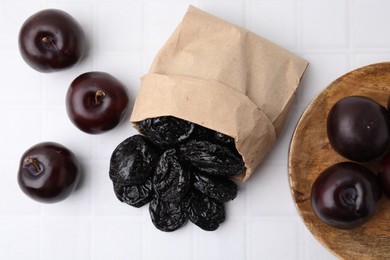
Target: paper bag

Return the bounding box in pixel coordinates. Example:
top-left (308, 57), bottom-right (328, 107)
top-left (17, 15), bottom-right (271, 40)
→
top-left (131, 6), bottom-right (308, 181)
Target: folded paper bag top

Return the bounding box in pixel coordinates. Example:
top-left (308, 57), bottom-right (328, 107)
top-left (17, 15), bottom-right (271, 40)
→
top-left (131, 5), bottom-right (308, 181)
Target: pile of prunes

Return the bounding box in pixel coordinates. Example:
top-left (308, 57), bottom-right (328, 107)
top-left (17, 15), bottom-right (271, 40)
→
top-left (109, 116), bottom-right (245, 231)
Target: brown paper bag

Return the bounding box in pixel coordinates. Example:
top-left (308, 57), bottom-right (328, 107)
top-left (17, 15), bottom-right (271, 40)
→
top-left (131, 5), bottom-right (308, 181)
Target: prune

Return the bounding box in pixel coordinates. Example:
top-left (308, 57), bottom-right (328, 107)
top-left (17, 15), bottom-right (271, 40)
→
top-left (109, 116), bottom-right (243, 232)
top-left (193, 173), bottom-right (238, 203)
top-left (193, 125), bottom-right (238, 152)
top-left (192, 124), bottom-right (214, 142)
top-left (180, 140), bottom-right (245, 177)
top-left (311, 162), bottom-right (381, 229)
top-left (113, 179), bottom-right (153, 208)
top-left (137, 116), bottom-right (195, 147)
top-left (149, 197), bottom-right (188, 232)
top-left (214, 132), bottom-right (236, 149)
top-left (327, 96), bottom-right (390, 162)
top-left (153, 149), bottom-right (190, 203)
top-left (109, 135), bottom-right (160, 185)
top-left (188, 192), bottom-right (225, 231)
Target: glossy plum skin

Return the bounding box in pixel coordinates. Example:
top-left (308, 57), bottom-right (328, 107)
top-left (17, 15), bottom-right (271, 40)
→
top-left (17, 142), bottom-right (81, 203)
top-left (66, 72), bottom-right (130, 134)
top-left (18, 9), bottom-right (85, 72)
top-left (378, 153), bottom-right (390, 198)
top-left (327, 96), bottom-right (390, 162)
top-left (311, 162), bottom-right (381, 230)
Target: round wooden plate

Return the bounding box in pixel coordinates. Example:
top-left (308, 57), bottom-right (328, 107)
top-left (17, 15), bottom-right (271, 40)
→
top-left (288, 62), bottom-right (390, 260)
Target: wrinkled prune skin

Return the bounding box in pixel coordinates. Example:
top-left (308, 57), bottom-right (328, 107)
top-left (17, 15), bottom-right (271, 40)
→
top-left (137, 116), bottom-right (195, 147)
top-left (153, 149), bottom-right (190, 203)
top-left (109, 117), bottom-right (244, 232)
top-left (188, 192), bottom-right (225, 231)
top-left (113, 179), bottom-right (153, 208)
top-left (109, 135), bottom-right (160, 185)
top-left (180, 140), bottom-right (245, 177)
top-left (214, 132), bottom-right (236, 150)
top-left (193, 173), bottom-right (238, 203)
top-left (194, 125), bottom-right (239, 153)
top-left (149, 197), bottom-right (188, 232)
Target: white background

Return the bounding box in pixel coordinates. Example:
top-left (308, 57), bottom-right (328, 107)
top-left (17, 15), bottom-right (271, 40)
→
top-left (1, 0), bottom-right (390, 259)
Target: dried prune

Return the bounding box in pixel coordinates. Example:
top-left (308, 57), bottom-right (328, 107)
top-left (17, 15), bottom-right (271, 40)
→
top-left (153, 149), bottom-right (190, 203)
top-left (137, 116), bottom-right (195, 147)
top-left (108, 116), bottom-right (243, 232)
top-left (188, 192), bottom-right (225, 231)
top-left (193, 173), bottom-right (238, 203)
top-left (109, 135), bottom-right (160, 186)
top-left (194, 125), bottom-right (235, 148)
top-left (113, 179), bottom-right (153, 208)
top-left (180, 140), bottom-right (245, 177)
top-left (192, 124), bottom-right (214, 142)
top-left (149, 196), bottom-right (188, 232)
top-left (214, 132), bottom-right (235, 148)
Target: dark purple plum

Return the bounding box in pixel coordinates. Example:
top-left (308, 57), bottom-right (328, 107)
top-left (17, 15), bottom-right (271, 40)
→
top-left (378, 153), bottom-right (390, 198)
top-left (311, 162), bottom-right (381, 229)
top-left (17, 142), bottom-right (81, 203)
top-left (18, 9), bottom-right (85, 72)
top-left (66, 72), bottom-right (129, 134)
top-left (327, 96), bottom-right (390, 162)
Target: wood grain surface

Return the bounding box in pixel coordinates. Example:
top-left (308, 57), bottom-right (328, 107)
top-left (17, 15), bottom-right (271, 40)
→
top-left (289, 63), bottom-right (390, 260)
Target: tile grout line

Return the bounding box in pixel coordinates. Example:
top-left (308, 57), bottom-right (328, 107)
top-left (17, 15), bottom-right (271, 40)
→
top-left (38, 1), bottom-right (45, 259)
top-left (348, 0), bottom-right (355, 70)
top-left (89, 1), bottom-right (98, 260)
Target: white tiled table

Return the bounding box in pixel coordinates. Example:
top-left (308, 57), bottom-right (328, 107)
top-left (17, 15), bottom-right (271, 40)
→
top-left (1, 0), bottom-right (389, 259)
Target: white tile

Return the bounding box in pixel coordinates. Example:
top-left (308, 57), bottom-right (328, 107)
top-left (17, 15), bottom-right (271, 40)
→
top-left (248, 1), bottom-right (297, 51)
top-left (0, 216), bottom-right (40, 259)
top-left (248, 218), bottom-right (300, 260)
top-left (302, 0), bottom-right (349, 48)
top-left (0, 53), bottom-right (43, 108)
top-left (355, 0), bottom-right (390, 48)
top-left (3, 0), bottom-right (388, 259)
top-left (144, 221), bottom-right (193, 260)
top-left (93, 51), bottom-right (143, 107)
top-left (94, 124), bottom-right (137, 160)
top-left (0, 108), bottom-right (43, 160)
top-left (43, 60), bottom-right (93, 109)
top-left (353, 53), bottom-right (390, 70)
top-left (97, 2), bottom-right (144, 51)
top-left (247, 163), bottom-right (297, 216)
top-left (41, 216), bottom-right (91, 260)
top-left (228, 184), bottom-right (247, 218)
top-left (195, 220), bottom-right (246, 260)
top-left (0, 3), bottom-right (42, 53)
top-left (302, 225), bottom-right (338, 260)
top-left (145, 2), bottom-right (191, 49)
top-left (297, 53), bottom-right (349, 109)
top-left (41, 177), bottom-right (91, 216)
top-left (144, 50), bottom-right (159, 74)
top-left (92, 216), bottom-right (142, 260)
top-left (42, 107), bottom-right (94, 161)
top-left (198, 1), bottom-right (245, 27)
